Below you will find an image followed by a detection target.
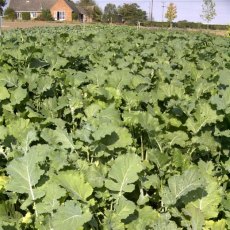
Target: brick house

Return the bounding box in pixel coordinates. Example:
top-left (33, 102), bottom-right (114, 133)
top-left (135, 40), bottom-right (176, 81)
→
top-left (8, 0), bottom-right (92, 22)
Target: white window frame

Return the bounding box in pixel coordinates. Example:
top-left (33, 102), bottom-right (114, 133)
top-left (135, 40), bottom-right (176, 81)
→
top-left (58, 11), bottom-right (65, 21)
top-left (30, 12), bottom-right (37, 19)
top-left (16, 12), bottom-right (22, 20)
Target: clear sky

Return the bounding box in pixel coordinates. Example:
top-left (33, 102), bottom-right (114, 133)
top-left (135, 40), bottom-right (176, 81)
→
top-left (96, 0), bottom-right (230, 25)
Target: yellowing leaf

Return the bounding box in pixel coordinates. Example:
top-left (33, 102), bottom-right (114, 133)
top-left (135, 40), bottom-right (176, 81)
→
top-left (0, 176), bottom-right (8, 190)
top-left (0, 86), bottom-right (10, 100)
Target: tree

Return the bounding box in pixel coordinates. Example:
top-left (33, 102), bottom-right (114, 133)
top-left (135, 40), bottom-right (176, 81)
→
top-left (201, 0), bottom-right (216, 28)
top-left (118, 3), bottom-right (147, 24)
top-left (0, 0), bottom-right (6, 15)
top-left (77, 0), bottom-right (102, 21)
top-left (165, 3), bottom-right (177, 28)
top-left (36, 10), bottom-right (54, 21)
top-left (103, 3), bottom-right (118, 23)
top-left (4, 7), bottom-right (16, 21)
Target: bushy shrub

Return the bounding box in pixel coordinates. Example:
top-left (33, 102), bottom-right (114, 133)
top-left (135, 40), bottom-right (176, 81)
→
top-left (22, 12), bottom-right (30, 20)
top-left (4, 8), bottom-right (16, 21)
top-left (36, 10), bottom-right (54, 21)
top-left (72, 12), bottom-right (78, 21)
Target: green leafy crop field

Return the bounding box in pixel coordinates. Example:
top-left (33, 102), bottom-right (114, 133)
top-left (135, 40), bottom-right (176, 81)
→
top-left (0, 25), bottom-right (230, 229)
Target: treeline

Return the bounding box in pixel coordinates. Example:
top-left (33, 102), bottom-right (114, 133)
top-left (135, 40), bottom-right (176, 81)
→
top-left (143, 20), bottom-right (228, 30)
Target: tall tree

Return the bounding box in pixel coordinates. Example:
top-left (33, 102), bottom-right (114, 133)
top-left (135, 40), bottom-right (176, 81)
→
top-left (0, 0), bottom-right (6, 15)
top-left (118, 3), bottom-right (147, 24)
top-left (201, 0), bottom-right (216, 28)
top-left (77, 0), bottom-right (102, 21)
top-left (165, 3), bottom-right (177, 28)
top-left (103, 3), bottom-right (117, 23)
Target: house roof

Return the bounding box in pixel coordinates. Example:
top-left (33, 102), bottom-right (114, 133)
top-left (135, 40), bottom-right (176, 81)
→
top-left (8, 0), bottom-right (79, 12)
top-left (64, 0), bottom-right (78, 13)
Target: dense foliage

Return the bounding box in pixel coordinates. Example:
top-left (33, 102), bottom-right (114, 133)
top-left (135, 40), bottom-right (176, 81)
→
top-left (0, 25), bottom-right (230, 229)
top-left (118, 3), bottom-right (147, 24)
top-left (36, 10), bottom-right (54, 21)
top-left (3, 8), bottom-right (16, 21)
top-left (77, 0), bottom-right (102, 21)
top-left (103, 3), bottom-right (118, 23)
top-left (143, 21), bottom-right (228, 30)
top-left (0, 0), bottom-right (6, 15)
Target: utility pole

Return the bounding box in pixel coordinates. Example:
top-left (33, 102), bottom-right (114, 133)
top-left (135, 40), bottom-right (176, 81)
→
top-left (161, 1), bottom-right (166, 22)
top-left (150, 0), bottom-right (153, 21)
top-left (0, 16), bottom-right (2, 36)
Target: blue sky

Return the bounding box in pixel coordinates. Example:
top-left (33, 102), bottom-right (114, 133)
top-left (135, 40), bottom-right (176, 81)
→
top-left (96, 0), bottom-right (230, 24)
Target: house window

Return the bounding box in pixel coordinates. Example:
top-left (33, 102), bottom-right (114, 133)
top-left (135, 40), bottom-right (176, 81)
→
top-left (57, 11), bottom-right (65, 20)
top-left (30, 12), bottom-right (37, 19)
top-left (16, 12), bottom-right (22, 20)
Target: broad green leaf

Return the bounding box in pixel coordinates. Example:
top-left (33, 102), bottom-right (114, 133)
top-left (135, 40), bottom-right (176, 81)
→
top-left (127, 206), bottom-right (159, 229)
top-left (186, 103), bottom-right (221, 134)
top-left (10, 87), bottom-right (27, 105)
top-left (97, 105), bottom-right (122, 126)
top-left (186, 161), bottom-right (224, 219)
top-left (0, 126), bottom-right (7, 140)
top-left (185, 180), bottom-right (222, 219)
top-left (6, 152), bottom-right (44, 201)
top-left (211, 89), bottom-right (230, 111)
top-left (36, 181), bottom-right (66, 214)
top-left (192, 131), bottom-right (219, 153)
top-left (150, 213), bottom-right (178, 230)
top-left (165, 131), bottom-right (189, 147)
top-left (7, 118), bottom-right (34, 142)
top-left (41, 128), bottom-right (75, 150)
top-left (148, 149), bottom-right (169, 169)
top-left (86, 164), bottom-right (107, 188)
top-left (52, 201), bottom-right (92, 230)
top-left (218, 69), bottom-right (230, 86)
top-left (115, 196), bottom-right (136, 220)
top-left (92, 123), bottom-right (117, 141)
top-left (105, 154), bottom-right (143, 195)
top-left (103, 127), bottom-right (133, 150)
top-left (56, 171), bottom-right (93, 201)
top-left (161, 169), bottom-right (204, 206)
top-left (0, 86), bottom-right (10, 100)
top-left (183, 205), bottom-right (204, 230)
top-left (204, 219), bottom-right (226, 230)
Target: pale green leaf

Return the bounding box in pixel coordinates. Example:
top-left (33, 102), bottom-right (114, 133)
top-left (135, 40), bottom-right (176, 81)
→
top-left (103, 127), bottom-right (133, 150)
top-left (115, 196), bottom-right (136, 220)
top-left (185, 180), bottom-right (222, 219)
top-left (41, 128), bottom-right (75, 150)
top-left (165, 131), bottom-right (189, 147)
top-left (161, 169), bottom-right (204, 206)
top-left (6, 152), bottom-right (44, 200)
top-left (10, 87), bottom-right (27, 105)
top-left (36, 181), bottom-right (66, 214)
top-left (0, 86), bottom-right (10, 100)
top-left (105, 154), bottom-right (143, 195)
top-left (86, 164), bottom-right (107, 188)
top-left (183, 205), bottom-right (204, 230)
top-left (56, 171), bottom-right (93, 201)
top-left (0, 126), bottom-right (7, 140)
top-left (204, 219), bottom-right (226, 230)
top-left (52, 200), bottom-right (92, 230)
top-left (7, 118), bottom-right (34, 142)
